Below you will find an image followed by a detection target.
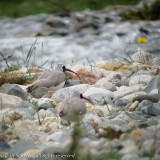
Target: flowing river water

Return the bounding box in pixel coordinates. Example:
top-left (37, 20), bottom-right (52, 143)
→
top-left (0, 9), bottom-right (160, 70)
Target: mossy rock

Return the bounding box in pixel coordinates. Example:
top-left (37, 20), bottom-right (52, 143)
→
top-left (0, 71), bottom-right (27, 86)
top-left (97, 62), bottom-right (151, 73)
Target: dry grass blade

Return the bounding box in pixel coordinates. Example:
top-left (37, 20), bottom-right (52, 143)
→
top-left (0, 52), bottom-right (13, 68)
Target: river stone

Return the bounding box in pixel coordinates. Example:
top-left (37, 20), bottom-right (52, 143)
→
top-left (100, 112), bottom-right (132, 130)
top-left (114, 98), bottom-right (132, 109)
top-left (96, 61), bottom-right (109, 67)
top-left (129, 74), bottom-right (152, 86)
top-left (93, 104), bottom-right (115, 117)
top-left (21, 149), bottom-right (41, 159)
top-left (128, 101), bottom-right (139, 112)
top-left (83, 87), bottom-right (113, 105)
top-left (106, 72), bottom-right (122, 82)
top-left (151, 57), bottom-right (160, 66)
top-left (45, 16), bottom-right (67, 28)
top-left (120, 140), bottom-right (139, 154)
top-left (0, 124), bottom-right (9, 132)
top-left (64, 80), bottom-right (83, 87)
top-left (147, 118), bottom-right (158, 127)
top-left (115, 77), bottom-right (129, 87)
top-left (142, 130), bottom-right (160, 141)
top-left (38, 102), bottom-right (54, 110)
top-left (71, 65), bottom-right (113, 78)
top-left (132, 95), bottom-right (159, 103)
top-left (138, 121), bottom-right (150, 128)
top-left (46, 130), bottom-right (71, 143)
top-left (131, 51), bottom-right (154, 64)
top-left (127, 66), bottom-right (147, 78)
top-left (0, 142), bottom-right (11, 151)
top-left (22, 101), bottom-right (37, 110)
top-left (141, 103), bottom-right (160, 116)
top-left (130, 111), bottom-right (148, 121)
top-left (0, 93), bottom-right (23, 108)
top-left (94, 78), bottom-right (116, 91)
top-left (83, 113), bottom-right (103, 126)
top-left (144, 76), bottom-right (160, 99)
top-left (34, 109), bottom-right (55, 119)
top-left (37, 144), bottom-right (69, 160)
top-left (81, 122), bottom-right (96, 134)
top-left (0, 83), bottom-right (30, 100)
top-left (30, 87), bottom-right (50, 98)
top-left (114, 84), bottom-right (145, 99)
top-left (0, 108), bottom-right (23, 124)
top-left (136, 100), bottom-right (153, 111)
top-left (51, 84), bottom-right (91, 103)
top-left (141, 139), bottom-right (160, 154)
top-left (154, 155), bottom-right (160, 160)
top-left (33, 97), bottom-right (56, 107)
top-left (121, 154), bottom-right (139, 160)
top-left (123, 91), bottom-right (147, 101)
top-left (16, 107), bottom-right (36, 120)
top-left (8, 139), bottom-right (19, 146)
top-left (8, 140), bottom-right (37, 156)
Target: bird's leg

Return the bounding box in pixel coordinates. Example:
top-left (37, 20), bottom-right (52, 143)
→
top-left (79, 120), bottom-right (85, 130)
top-left (68, 121), bottom-right (71, 129)
top-left (77, 121), bottom-right (80, 127)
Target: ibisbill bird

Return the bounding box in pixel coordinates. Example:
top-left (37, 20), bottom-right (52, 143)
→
top-left (58, 91), bottom-right (93, 124)
top-left (26, 64), bottom-right (80, 92)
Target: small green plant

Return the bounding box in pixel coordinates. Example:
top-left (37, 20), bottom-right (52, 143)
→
top-left (13, 136), bottom-right (20, 140)
top-left (1, 116), bottom-right (9, 132)
top-left (30, 101), bottom-right (38, 107)
top-left (0, 51), bottom-right (22, 72)
top-left (68, 125), bottom-right (82, 160)
top-left (4, 64), bottom-right (21, 72)
top-left (60, 119), bottom-right (70, 126)
top-left (65, 72), bottom-right (73, 80)
top-left (37, 111), bottom-right (43, 125)
top-left (50, 60), bottom-right (55, 69)
top-left (29, 100), bottom-right (43, 125)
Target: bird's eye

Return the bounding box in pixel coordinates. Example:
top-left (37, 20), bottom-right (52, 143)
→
top-left (80, 94), bottom-right (83, 99)
top-left (62, 65), bottom-right (65, 71)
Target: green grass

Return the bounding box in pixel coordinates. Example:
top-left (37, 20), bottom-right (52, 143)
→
top-left (0, 0), bottom-right (141, 18)
top-left (4, 64), bottom-right (21, 72)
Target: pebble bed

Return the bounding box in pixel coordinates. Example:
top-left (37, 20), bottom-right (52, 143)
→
top-left (0, 51), bottom-right (160, 160)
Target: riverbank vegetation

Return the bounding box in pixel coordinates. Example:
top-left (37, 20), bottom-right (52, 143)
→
top-left (0, 0), bottom-right (141, 18)
top-left (124, 0), bottom-right (160, 20)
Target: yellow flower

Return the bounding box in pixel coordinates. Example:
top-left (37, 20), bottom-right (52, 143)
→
top-left (137, 38), bottom-right (147, 43)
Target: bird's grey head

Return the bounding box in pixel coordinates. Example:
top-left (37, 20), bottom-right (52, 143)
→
top-left (72, 91), bottom-right (94, 105)
top-left (55, 64), bottom-right (65, 72)
top-left (56, 64), bottom-right (81, 79)
top-left (72, 91), bottom-right (81, 98)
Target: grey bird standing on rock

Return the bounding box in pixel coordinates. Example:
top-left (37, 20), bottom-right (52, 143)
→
top-left (58, 91), bottom-right (93, 123)
top-left (26, 64), bottom-right (80, 92)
